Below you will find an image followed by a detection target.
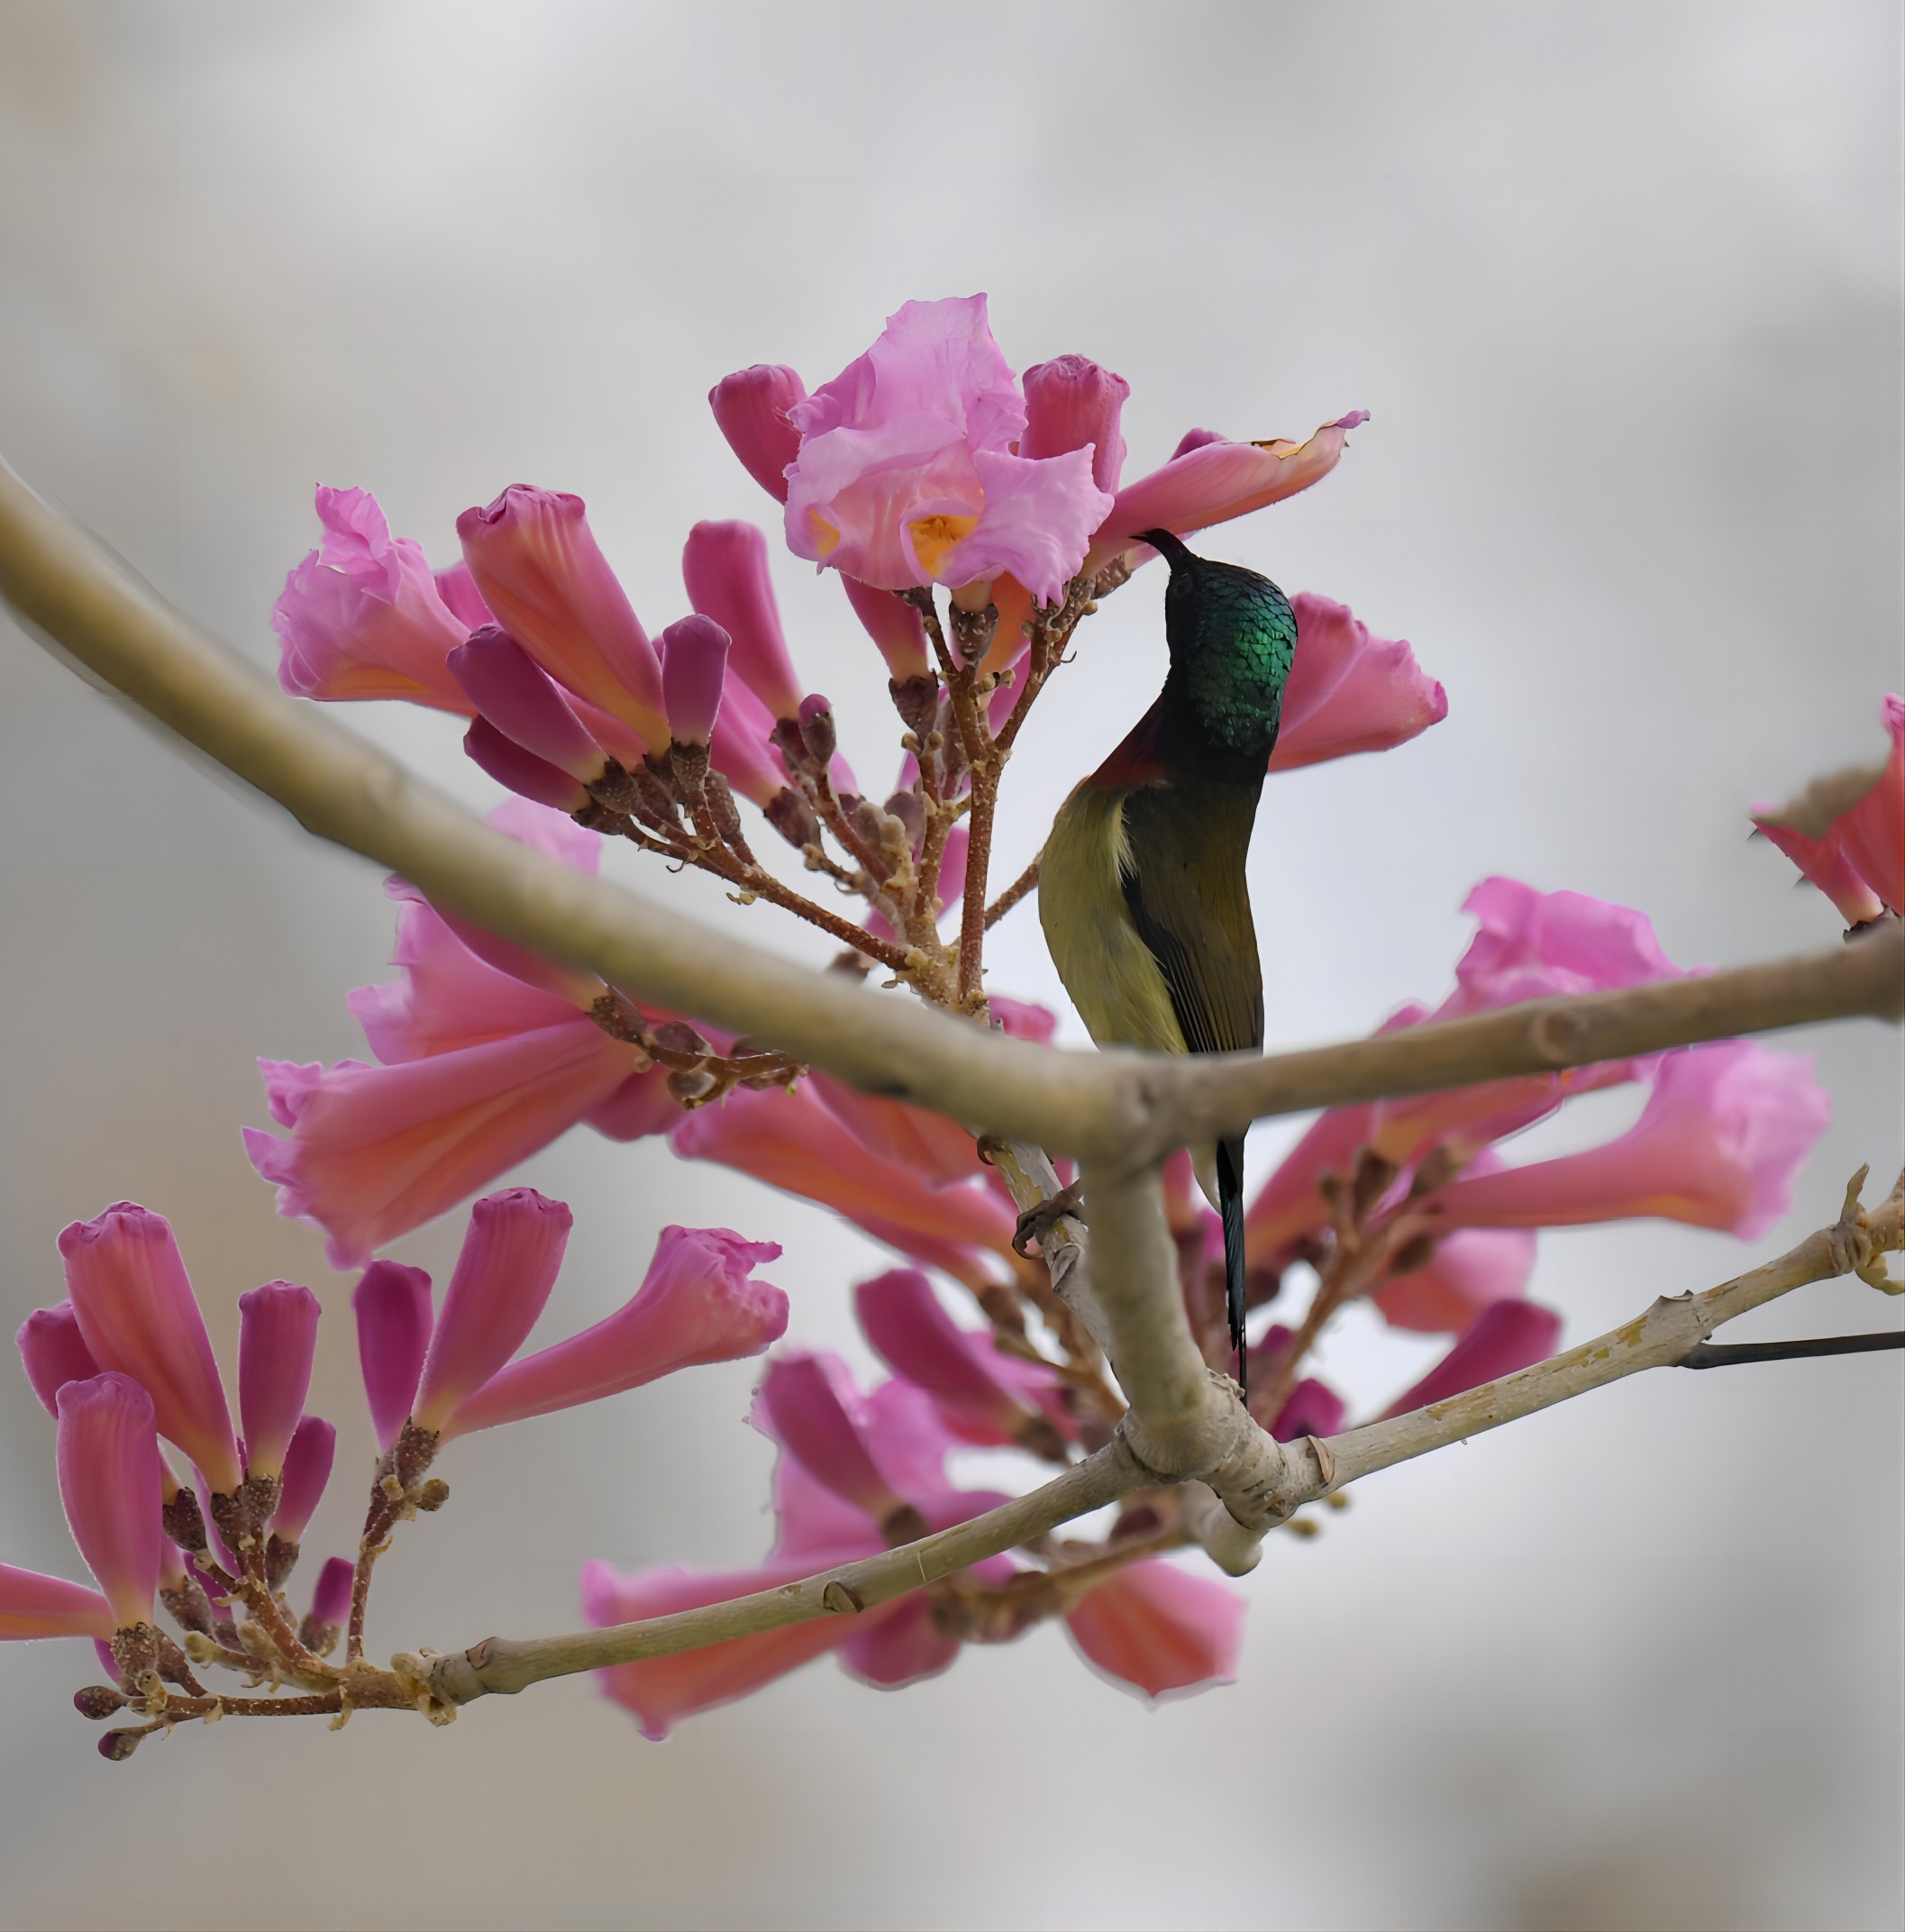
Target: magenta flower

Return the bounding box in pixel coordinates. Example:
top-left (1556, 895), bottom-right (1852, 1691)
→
top-left (352, 1261), bottom-right (433, 1451)
top-left (456, 485), bottom-right (669, 753)
top-left (58, 1205), bottom-right (242, 1496)
top-left (439, 1227), bottom-right (786, 1439)
top-left (1062, 1559), bottom-right (1244, 1701)
top-left (411, 1189), bottom-right (573, 1435)
top-left (1372, 1224), bottom-right (1539, 1335)
top-left (450, 628), bottom-right (628, 781)
top-left (1755, 694), bottom-right (1904, 924)
top-left (1380, 1299), bottom-right (1564, 1418)
top-left (269, 1415), bottom-right (336, 1545)
top-left (235, 1281), bottom-right (320, 1481)
top-left (272, 487), bottom-right (476, 715)
top-left (1271, 594), bottom-right (1448, 769)
top-left (840, 575), bottom-right (932, 682)
top-left (681, 521), bottom-right (805, 721)
top-left (1020, 354), bottom-right (1131, 495)
top-left (0, 1563), bottom-right (115, 1643)
top-left (775, 295), bottom-right (1115, 606)
top-left (462, 717), bottom-right (591, 813)
top-left (1427, 1041), bottom-right (1830, 1240)
top-left (56, 1374), bottom-right (164, 1632)
top-left (306, 1554), bottom-right (353, 1633)
top-left (15, 1303), bottom-right (102, 1417)
top-left (708, 364), bottom-right (807, 503)
top-left (660, 615), bottom-right (730, 747)
top-left (1268, 1377), bottom-right (1346, 1444)
top-left (752, 1354), bottom-right (914, 1525)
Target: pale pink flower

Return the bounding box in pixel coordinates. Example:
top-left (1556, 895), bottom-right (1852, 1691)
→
top-left (439, 1227), bottom-right (786, 1439)
top-left (1371, 1224), bottom-right (1539, 1335)
top-left (1271, 594), bottom-right (1448, 769)
top-left (681, 521), bottom-right (805, 720)
top-left (0, 1563), bottom-right (115, 1643)
top-left (1063, 1559), bottom-right (1244, 1701)
top-left (57, 1374), bottom-right (164, 1632)
top-left (352, 1261), bottom-right (433, 1451)
top-left (273, 487), bottom-right (475, 714)
top-left (779, 295), bottom-right (1115, 605)
top-left (270, 1415), bottom-right (335, 1545)
top-left (15, 1303), bottom-right (102, 1417)
top-left (1020, 355), bottom-right (1131, 495)
top-left (660, 615), bottom-right (730, 747)
top-left (1379, 1299), bottom-right (1563, 1418)
top-left (456, 485), bottom-right (669, 752)
top-left (58, 1205), bottom-right (242, 1496)
top-left (840, 574), bottom-right (932, 681)
top-left (235, 1281), bottom-right (320, 1481)
top-left (708, 364), bottom-right (807, 503)
top-left (433, 561), bottom-right (493, 631)
top-left (1428, 1041), bottom-right (1829, 1239)
top-left (411, 1189), bottom-right (573, 1435)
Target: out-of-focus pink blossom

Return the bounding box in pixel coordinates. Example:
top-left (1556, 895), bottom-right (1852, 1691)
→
top-left (841, 574), bottom-right (932, 682)
top-left (1086, 414), bottom-right (1367, 574)
top-left (1755, 695), bottom-right (1904, 922)
top-left (0, 1563), bottom-right (116, 1643)
top-left (451, 628), bottom-right (615, 780)
top-left (456, 486), bottom-right (669, 752)
top-left (781, 296), bottom-right (1115, 606)
top-left (411, 1189), bottom-right (572, 1435)
top-left (1380, 1299), bottom-right (1563, 1418)
top-left (1428, 1042), bottom-right (1829, 1240)
top-left (441, 1228), bottom-right (786, 1438)
top-left (661, 615), bottom-right (730, 746)
top-left (56, 1374), bottom-right (163, 1631)
top-left (1021, 354), bottom-right (1130, 495)
top-left (270, 1415), bottom-right (335, 1544)
top-left (1063, 1559), bottom-right (1244, 1701)
top-left (273, 487), bottom-right (476, 714)
top-left (1372, 1224), bottom-right (1539, 1335)
top-left (58, 1205), bottom-right (242, 1496)
top-left (1271, 594), bottom-right (1447, 770)
top-left (1243, 1099), bottom-right (1385, 1262)
top-left (352, 1261), bottom-right (433, 1451)
top-left (235, 1281), bottom-right (319, 1481)
top-left (1268, 1377), bottom-right (1346, 1443)
top-left (681, 522), bottom-right (804, 720)
top-left (709, 364), bottom-right (807, 503)
top-left (15, 1303), bottom-right (102, 1417)
top-left (752, 1353), bottom-right (907, 1522)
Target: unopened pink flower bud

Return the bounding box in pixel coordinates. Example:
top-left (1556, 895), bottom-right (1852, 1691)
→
top-left (451, 627), bottom-right (607, 780)
top-left (798, 694), bottom-right (836, 768)
top-left (661, 615), bottom-right (731, 747)
top-left (1380, 1300), bottom-right (1563, 1418)
top-left (353, 1261), bottom-right (434, 1452)
top-left (840, 575), bottom-right (932, 681)
top-left (308, 1554), bottom-right (353, 1631)
top-left (456, 486), bottom-right (668, 751)
top-left (271, 1415), bottom-right (336, 1544)
top-left (56, 1374), bottom-right (163, 1632)
top-left (1, 1563), bottom-right (116, 1642)
top-left (709, 364), bottom-right (807, 502)
top-left (1021, 355), bottom-right (1131, 495)
top-left (682, 522), bottom-right (804, 720)
top-left (236, 1280), bottom-right (320, 1481)
top-left (411, 1190), bottom-right (573, 1435)
top-left (752, 1354), bottom-right (905, 1522)
top-left (59, 1205), bottom-right (242, 1497)
top-left (15, 1303), bottom-right (102, 1417)
top-left (463, 716), bottom-right (593, 813)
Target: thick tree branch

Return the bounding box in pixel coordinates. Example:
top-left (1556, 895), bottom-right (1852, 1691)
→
top-left (2, 456), bottom-right (1899, 1166)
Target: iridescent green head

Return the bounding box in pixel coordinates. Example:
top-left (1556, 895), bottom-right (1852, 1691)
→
top-left (1143, 528), bottom-right (1296, 765)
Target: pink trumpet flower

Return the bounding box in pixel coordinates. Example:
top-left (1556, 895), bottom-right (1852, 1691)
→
top-left (58, 1205), bottom-right (242, 1496)
top-left (1372, 1225), bottom-right (1539, 1335)
top-left (1271, 594), bottom-right (1447, 770)
top-left (709, 364), bottom-right (807, 503)
top-left (270, 1416), bottom-right (336, 1544)
top-left (1380, 1299), bottom-right (1564, 1418)
top-left (352, 1262), bottom-right (434, 1451)
top-left (661, 615), bottom-right (730, 746)
top-left (681, 521), bottom-right (804, 720)
top-left (841, 573), bottom-right (933, 682)
top-left (456, 485), bottom-right (669, 752)
top-left (439, 1227), bottom-right (786, 1439)
top-left (451, 628), bottom-right (617, 780)
top-left (0, 1563), bottom-right (115, 1643)
top-left (1426, 1041), bottom-right (1830, 1240)
top-left (1063, 1559), bottom-right (1244, 1701)
top-left (779, 295), bottom-right (1115, 606)
top-left (411, 1189), bottom-right (573, 1435)
top-left (272, 487), bottom-right (477, 714)
top-left (56, 1374), bottom-right (163, 1632)
top-left (235, 1281), bottom-right (320, 1481)
top-left (1754, 694), bottom-right (1904, 923)
top-left (15, 1303), bottom-right (102, 1417)
top-left (1020, 354), bottom-right (1131, 495)
top-left (1085, 414), bottom-right (1367, 574)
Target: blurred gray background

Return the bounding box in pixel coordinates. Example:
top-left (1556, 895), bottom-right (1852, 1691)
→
top-left (1, 3), bottom-right (1900, 1927)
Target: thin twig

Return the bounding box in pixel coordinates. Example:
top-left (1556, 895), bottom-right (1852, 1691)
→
top-left (984, 851), bottom-right (1041, 928)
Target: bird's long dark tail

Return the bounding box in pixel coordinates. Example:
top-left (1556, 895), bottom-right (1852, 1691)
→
top-left (1217, 1135), bottom-right (1248, 1399)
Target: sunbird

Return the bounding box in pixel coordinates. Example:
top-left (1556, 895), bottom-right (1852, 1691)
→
top-left (1039, 529), bottom-right (1295, 1396)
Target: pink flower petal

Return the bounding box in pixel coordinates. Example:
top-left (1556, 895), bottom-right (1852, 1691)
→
top-left (306, 1554), bottom-right (353, 1630)
top-left (660, 615), bottom-right (730, 747)
top-left (1063, 1558), bottom-right (1244, 1701)
top-left (1380, 1299), bottom-right (1563, 1417)
top-left (270, 1414), bottom-right (335, 1543)
top-left (57, 1373), bottom-right (164, 1630)
top-left (682, 521), bottom-right (804, 721)
top-left (15, 1303), bottom-right (102, 1418)
top-left (236, 1280), bottom-right (320, 1480)
top-left (838, 1590), bottom-right (962, 1690)
top-left (709, 364), bottom-right (807, 504)
top-left (1268, 1377), bottom-right (1346, 1443)
top-left (1271, 593), bottom-right (1447, 770)
top-left (1021, 354), bottom-right (1130, 495)
top-left (451, 627), bottom-right (613, 779)
top-left (1372, 1225), bottom-right (1539, 1335)
top-left (840, 574), bottom-right (932, 681)
top-left (934, 445), bottom-right (1114, 606)
top-left (752, 1353), bottom-right (907, 1522)
top-left (463, 717), bottom-right (594, 812)
top-left (352, 1261), bottom-right (434, 1451)
top-left (0, 1563), bottom-right (115, 1643)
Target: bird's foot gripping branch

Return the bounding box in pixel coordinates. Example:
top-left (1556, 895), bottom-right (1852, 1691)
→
top-left (0, 292), bottom-right (1900, 1754)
